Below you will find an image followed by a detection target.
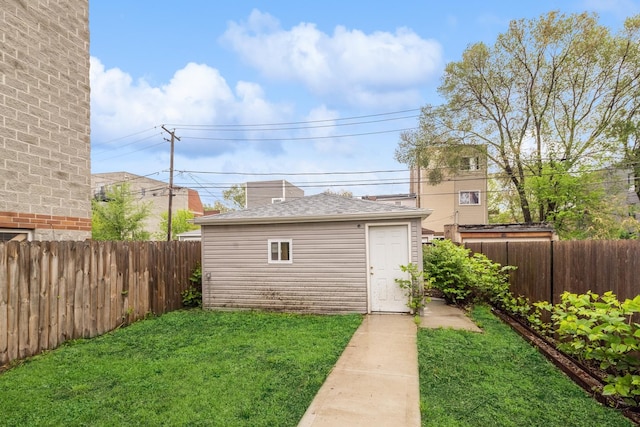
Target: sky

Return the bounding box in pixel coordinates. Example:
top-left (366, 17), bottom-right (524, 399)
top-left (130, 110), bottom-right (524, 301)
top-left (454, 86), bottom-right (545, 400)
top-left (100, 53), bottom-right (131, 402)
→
top-left (89, 0), bottom-right (640, 206)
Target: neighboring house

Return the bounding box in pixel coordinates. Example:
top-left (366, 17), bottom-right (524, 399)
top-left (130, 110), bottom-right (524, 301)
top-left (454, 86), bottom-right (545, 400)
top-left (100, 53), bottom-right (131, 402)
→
top-left (176, 210), bottom-right (220, 241)
top-left (444, 223), bottom-right (558, 243)
top-left (195, 193), bottom-right (432, 314)
top-left (421, 228), bottom-right (438, 244)
top-left (245, 180), bottom-right (304, 208)
top-left (361, 193), bottom-right (417, 207)
top-left (603, 167), bottom-right (640, 221)
top-left (410, 150), bottom-right (488, 237)
top-left (92, 172), bottom-right (204, 239)
top-left (176, 229), bottom-right (202, 241)
top-left (0, 0), bottom-right (91, 241)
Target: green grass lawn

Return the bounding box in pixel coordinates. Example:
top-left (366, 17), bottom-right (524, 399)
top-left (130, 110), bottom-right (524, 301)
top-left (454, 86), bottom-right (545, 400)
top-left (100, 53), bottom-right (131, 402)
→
top-left (417, 305), bottom-right (633, 427)
top-left (0, 310), bottom-right (362, 426)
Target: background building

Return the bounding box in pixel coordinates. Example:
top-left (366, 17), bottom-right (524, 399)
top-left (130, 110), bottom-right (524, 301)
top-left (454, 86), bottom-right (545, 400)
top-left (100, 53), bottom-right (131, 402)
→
top-left (361, 193), bottom-right (417, 207)
top-left (0, 0), bottom-right (91, 241)
top-left (245, 180), bottom-right (304, 208)
top-left (410, 151), bottom-right (488, 238)
top-left (92, 172), bottom-right (204, 239)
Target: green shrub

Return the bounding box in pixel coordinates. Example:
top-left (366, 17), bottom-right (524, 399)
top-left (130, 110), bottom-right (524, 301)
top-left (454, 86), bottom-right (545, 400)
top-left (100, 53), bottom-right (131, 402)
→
top-left (542, 291), bottom-right (640, 405)
top-left (181, 264), bottom-right (202, 308)
top-left (423, 240), bottom-right (471, 304)
top-left (423, 240), bottom-right (514, 307)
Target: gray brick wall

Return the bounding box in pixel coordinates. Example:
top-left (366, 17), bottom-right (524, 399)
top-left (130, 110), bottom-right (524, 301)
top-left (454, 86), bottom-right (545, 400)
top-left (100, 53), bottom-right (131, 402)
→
top-left (0, 0), bottom-right (91, 240)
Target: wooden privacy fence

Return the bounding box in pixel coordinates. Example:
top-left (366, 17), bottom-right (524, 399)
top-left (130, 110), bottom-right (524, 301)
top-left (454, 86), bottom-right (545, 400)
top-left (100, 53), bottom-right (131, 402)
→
top-left (0, 240), bottom-right (201, 366)
top-left (465, 240), bottom-right (640, 304)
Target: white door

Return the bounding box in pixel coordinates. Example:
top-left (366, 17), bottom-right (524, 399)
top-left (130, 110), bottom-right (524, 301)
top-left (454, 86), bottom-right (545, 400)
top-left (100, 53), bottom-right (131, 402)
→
top-left (369, 225), bottom-right (410, 313)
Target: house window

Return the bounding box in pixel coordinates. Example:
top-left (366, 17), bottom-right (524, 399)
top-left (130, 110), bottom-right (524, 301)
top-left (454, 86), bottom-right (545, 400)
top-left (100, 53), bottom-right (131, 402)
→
top-left (268, 239), bottom-right (292, 263)
top-left (459, 191), bottom-right (481, 205)
top-left (460, 157), bottom-right (480, 171)
top-left (0, 228), bottom-right (32, 242)
top-left (272, 197), bottom-right (285, 204)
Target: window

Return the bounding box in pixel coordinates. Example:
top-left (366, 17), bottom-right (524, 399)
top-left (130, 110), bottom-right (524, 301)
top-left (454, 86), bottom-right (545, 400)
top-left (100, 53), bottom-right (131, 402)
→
top-left (0, 229), bottom-right (32, 242)
top-left (272, 197), bottom-right (285, 204)
top-left (94, 185), bottom-right (110, 201)
top-left (459, 191), bottom-right (481, 205)
top-left (268, 239), bottom-right (292, 263)
top-left (460, 156), bottom-right (480, 171)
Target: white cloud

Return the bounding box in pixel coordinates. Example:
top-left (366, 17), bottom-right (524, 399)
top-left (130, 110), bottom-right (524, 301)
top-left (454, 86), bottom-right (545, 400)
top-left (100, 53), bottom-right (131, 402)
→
top-left (220, 9), bottom-right (442, 108)
top-left (90, 57), bottom-right (289, 157)
top-left (91, 58), bottom-right (231, 136)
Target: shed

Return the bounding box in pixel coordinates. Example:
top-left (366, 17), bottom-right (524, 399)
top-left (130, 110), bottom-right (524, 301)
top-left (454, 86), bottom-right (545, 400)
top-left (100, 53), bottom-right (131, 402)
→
top-left (194, 193), bottom-right (432, 314)
top-left (444, 223), bottom-right (558, 243)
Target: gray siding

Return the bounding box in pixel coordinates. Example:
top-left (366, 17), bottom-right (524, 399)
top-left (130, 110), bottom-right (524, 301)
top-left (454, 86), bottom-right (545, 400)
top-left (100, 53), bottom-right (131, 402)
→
top-left (201, 217), bottom-right (423, 314)
top-left (202, 221), bottom-right (368, 313)
top-left (410, 218), bottom-right (422, 267)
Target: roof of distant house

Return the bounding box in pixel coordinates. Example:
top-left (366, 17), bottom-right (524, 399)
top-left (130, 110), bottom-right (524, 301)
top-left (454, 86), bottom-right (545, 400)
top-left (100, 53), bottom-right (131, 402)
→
top-left (361, 193), bottom-right (416, 201)
top-left (457, 223), bottom-right (555, 233)
top-left (195, 193), bottom-right (432, 225)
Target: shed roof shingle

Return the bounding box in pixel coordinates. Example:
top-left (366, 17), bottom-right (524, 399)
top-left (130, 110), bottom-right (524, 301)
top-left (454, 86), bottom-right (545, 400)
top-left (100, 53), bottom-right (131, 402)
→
top-left (195, 193), bottom-right (431, 225)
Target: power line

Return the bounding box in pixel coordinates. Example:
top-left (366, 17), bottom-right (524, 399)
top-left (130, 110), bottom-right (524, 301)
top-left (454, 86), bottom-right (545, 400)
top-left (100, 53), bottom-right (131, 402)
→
top-left (176, 168), bottom-right (409, 176)
top-left (90, 109), bottom-right (420, 160)
top-left (164, 108), bottom-right (421, 128)
top-left (180, 127), bottom-right (417, 142)
top-left (92, 126), bottom-right (159, 147)
top-left (93, 140), bottom-right (166, 161)
top-left (171, 114), bottom-right (419, 132)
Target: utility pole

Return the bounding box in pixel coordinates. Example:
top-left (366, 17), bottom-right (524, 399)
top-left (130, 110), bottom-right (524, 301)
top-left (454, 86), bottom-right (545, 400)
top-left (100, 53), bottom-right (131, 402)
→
top-left (161, 125), bottom-right (180, 241)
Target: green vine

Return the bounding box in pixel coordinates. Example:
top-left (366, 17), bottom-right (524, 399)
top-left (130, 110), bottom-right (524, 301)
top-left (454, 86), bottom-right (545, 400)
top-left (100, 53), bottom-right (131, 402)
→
top-left (395, 263), bottom-right (431, 314)
top-left (181, 264), bottom-right (202, 308)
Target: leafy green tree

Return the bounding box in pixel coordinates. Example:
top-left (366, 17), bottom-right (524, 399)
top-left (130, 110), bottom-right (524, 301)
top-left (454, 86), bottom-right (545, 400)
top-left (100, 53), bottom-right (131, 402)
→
top-left (205, 184), bottom-right (246, 213)
top-left (92, 183), bottom-right (151, 241)
top-left (222, 184), bottom-right (246, 210)
top-left (487, 178), bottom-right (522, 224)
top-left (323, 189), bottom-right (353, 198)
top-left (526, 164), bottom-right (604, 238)
top-left (396, 12), bottom-right (640, 228)
top-left (205, 201), bottom-right (231, 214)
top-left (156, 209), bottom-right (199, 240)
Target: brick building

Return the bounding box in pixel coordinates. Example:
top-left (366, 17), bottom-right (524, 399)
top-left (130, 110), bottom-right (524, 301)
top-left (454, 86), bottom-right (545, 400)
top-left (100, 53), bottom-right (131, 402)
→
top-left (0, 0), bottom-right (91, 241)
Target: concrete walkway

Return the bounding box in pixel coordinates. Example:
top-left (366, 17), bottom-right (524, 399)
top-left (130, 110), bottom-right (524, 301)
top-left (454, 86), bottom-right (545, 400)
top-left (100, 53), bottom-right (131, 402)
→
top-left (298, 314), bottom-right (420, 427)
top-left (298, 300), bottom-right (480, 427)
top-left (420, 298), bottom-right (483, 333)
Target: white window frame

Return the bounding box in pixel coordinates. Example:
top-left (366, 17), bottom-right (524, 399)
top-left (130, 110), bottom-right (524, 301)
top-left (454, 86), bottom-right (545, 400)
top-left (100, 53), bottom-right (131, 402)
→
top-left (0, 228), bottom-right (33, 242)
top-left (267, 239), bottom-right (293, 264)
top-left (459, 190), bottom-right (481, 206)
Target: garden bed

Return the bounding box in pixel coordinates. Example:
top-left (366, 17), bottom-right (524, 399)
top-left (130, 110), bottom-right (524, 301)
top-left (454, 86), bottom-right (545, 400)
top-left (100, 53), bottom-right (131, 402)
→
top-left (492, 308), bottom-right (640, 425)
top-left (417, 305), bottom-right (633, 426)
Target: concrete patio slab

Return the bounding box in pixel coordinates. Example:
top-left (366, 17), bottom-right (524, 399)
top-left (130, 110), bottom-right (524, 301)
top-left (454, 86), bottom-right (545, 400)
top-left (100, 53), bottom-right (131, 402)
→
top-left (298, 314), bottom-right (420, 427)
top-left (420, 298), bottom-right (482, 333)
